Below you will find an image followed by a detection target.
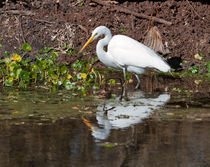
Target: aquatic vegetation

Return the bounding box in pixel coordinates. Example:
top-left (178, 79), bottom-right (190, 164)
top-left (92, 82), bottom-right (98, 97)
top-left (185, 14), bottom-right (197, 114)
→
top-left (179, 53), bottom-right (209, 76)
top-left (0, 43), bottom-right (103, 95)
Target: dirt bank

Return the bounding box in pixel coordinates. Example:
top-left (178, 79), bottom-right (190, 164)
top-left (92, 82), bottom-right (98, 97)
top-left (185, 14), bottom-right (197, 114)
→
top-left (0, 0), bottom-right (209, 69)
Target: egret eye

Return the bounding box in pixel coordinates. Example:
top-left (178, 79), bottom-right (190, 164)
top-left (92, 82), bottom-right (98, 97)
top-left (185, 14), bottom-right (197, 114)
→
top-left (93, 33), bottom-right (98, 38)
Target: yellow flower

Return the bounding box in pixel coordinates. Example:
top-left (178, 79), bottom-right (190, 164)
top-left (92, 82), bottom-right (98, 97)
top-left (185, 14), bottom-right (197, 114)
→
top-left (12, 54), bottom-right (22, 62)
top-left (81, 73), bottom-right (87, 79)
top-left (13, 111), bottom-right (19, 114)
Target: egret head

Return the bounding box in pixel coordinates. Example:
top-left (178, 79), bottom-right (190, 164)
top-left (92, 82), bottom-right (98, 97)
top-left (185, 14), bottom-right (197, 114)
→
top-left (92, 26), bottom-right (109, 40)
top-left (80, 26), bottom-right (110, 52)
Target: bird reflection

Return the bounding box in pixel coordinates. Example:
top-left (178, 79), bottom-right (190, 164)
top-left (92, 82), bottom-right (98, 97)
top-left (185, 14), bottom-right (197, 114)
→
top-left (83, 91), bottom-right (170, 141)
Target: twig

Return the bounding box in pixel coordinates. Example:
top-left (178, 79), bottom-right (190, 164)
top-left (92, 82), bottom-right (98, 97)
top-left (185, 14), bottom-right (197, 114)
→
top-left (186, 0), bottom-right (203, 19)
top-left (91, 0), bottom-right (172, 26)
top-left (131, 15), bottom-right (135, 30)
top-left (0, 10), bottom-right (35, 16)
top-left (78, 25), bottom-right (89, 34)
top-left (34, 19), bottom-right (55, 24)
top-left (15, 16), bottom-right (26, 43)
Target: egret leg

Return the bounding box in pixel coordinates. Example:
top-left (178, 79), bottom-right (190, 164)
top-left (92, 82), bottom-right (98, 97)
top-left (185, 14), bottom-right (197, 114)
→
top-left (135, 74), bottom-right (141, 89)
top-left (122, 67), bottom-right (127, 97)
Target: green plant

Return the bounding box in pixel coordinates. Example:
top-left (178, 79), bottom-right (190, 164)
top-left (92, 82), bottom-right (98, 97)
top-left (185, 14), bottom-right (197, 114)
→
top-left (188, 66), bottom-right (199, 74)
top-left (0, 43), bottom-right (104, 95)
top-left (120, 28), bottom-right (126, 32)
top-left (79, 1), bottom-right (84, 7)
top-left (172, 87), bottom-right (183, 93)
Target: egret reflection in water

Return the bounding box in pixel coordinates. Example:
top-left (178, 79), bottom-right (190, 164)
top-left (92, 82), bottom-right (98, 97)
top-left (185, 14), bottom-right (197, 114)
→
top-left (83, 91), bottom-right (170, 141)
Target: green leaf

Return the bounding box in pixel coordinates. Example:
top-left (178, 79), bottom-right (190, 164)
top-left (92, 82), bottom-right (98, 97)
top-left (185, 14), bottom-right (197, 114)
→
top-left (120, 28), bottom-right (126, 32)
top-left (16, 68), bottom-right (22, 77)
top-left (19, 81), bottom-right (26, 88)
top-left (4, 51), bottom-right (9, 56)
top-left (61, 66), bottom-right (68, 75)
top-left (20, 71), bottom-right (30, 82)
top-left (97, 142), bottom-right (118, 148)
top-left (199, 53), bottom-right (205, 57)
top-left (5, 79), bottom-right (13, 86)
top-left (64, 81), bottom-right (75, 90)
top-left (44, 47), bottom-right (52, 53)
top-left (22, 43), bottom-right (32, 52)
top-left (79, 1), bottom-right (84, 7)
top-left (109, 79), bottom-right (116, 85)
top-left (207, 61), bottom-right (210, 73)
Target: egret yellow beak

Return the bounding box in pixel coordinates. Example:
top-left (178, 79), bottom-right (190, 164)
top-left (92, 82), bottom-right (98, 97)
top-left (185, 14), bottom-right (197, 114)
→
top-left (80, 34), bottom-right (96, 52)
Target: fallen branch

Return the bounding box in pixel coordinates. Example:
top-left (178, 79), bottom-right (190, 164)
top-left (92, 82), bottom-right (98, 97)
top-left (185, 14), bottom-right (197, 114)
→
top-left (91, 0), bottom-right (172, 26)
top-left (0, 10), bottom-right (35, 16)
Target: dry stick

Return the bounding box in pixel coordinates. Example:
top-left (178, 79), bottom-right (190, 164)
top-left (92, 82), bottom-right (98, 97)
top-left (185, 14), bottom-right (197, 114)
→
top-left (0, 10), bottom-right (35, 16)
top-left (186, 0), bottom-right (203, 20)
top-left (78, 25), bottom-right (89, 34)
top-left (15, 16), bottom-right (26, 43)
top-left (91, 0), bottom-right (172, 26)
top-left (34, 19), bottom-right (55, 24)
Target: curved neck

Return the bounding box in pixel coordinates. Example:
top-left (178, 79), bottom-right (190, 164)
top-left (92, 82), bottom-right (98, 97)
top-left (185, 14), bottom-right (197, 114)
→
top-left (96, 31), bottom-right (112, 62)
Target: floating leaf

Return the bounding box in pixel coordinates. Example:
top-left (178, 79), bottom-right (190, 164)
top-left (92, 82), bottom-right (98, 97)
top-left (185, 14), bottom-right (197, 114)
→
top-left (5, 78), bottom-right (13, 86)
top-left (19, 81), bottom-right (26, 88)
top-left (64, 81), bottom-right (75, 90)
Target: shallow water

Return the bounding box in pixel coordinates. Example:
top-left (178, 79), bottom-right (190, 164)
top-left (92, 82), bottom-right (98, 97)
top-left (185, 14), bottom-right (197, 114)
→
top-left (0, 89), bottom-right (209, 167)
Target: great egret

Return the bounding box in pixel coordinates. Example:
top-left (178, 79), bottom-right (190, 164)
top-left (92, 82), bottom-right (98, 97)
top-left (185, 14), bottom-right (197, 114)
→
top-left (81, 26), bottom-right (170, 93)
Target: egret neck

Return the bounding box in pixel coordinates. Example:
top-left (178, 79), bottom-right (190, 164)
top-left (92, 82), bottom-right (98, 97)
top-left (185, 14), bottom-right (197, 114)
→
top-left (96, 29), bottom-right (113, 67)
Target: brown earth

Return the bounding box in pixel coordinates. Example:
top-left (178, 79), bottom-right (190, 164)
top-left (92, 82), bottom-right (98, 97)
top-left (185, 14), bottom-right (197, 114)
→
top-left (0, 0), bottom-right (209, 66)
top-left (0, 0), bottom-right (209, 98)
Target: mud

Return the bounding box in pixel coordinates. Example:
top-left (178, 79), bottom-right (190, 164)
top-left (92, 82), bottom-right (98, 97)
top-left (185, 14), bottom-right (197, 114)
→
top-left (0, 0), bottom-right (209, 65)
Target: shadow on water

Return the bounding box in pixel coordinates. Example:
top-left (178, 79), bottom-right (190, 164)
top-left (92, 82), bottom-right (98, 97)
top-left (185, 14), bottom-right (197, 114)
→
top-left (0, 89), bottom-right (210, 167)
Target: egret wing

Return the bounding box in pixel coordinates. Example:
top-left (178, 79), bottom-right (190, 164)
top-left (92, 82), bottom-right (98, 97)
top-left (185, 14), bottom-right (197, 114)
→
top-left (108, 35), bottom-right (170, 72)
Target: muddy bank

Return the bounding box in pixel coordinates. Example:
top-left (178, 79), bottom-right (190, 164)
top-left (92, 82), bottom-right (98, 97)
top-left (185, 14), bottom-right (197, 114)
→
top-left (0, 0), bottom-right (209, 71)
top-left (103, 70), bottom-right (210, 99)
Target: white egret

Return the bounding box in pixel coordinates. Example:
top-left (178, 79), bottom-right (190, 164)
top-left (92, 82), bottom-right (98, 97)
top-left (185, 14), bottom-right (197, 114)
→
top-left (81, 26), bottom-right (170, 94)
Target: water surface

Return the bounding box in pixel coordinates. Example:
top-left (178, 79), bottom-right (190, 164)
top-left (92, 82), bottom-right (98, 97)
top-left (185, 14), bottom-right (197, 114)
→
top-left (0, 89), bottom-right (209, 167)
